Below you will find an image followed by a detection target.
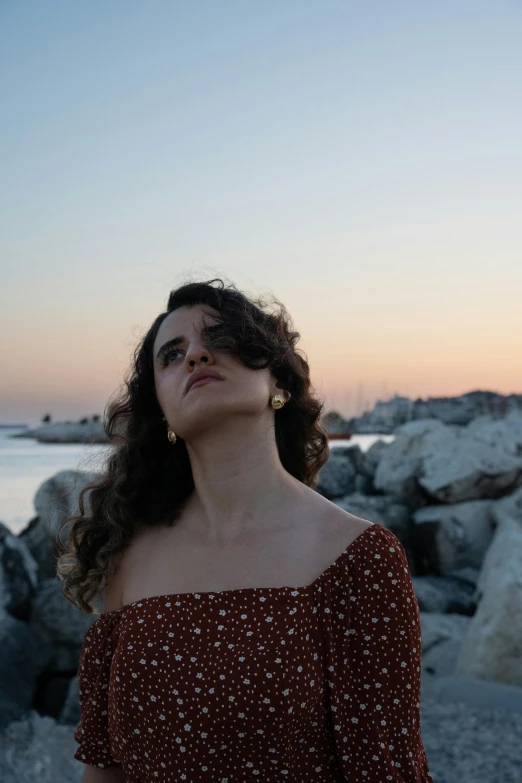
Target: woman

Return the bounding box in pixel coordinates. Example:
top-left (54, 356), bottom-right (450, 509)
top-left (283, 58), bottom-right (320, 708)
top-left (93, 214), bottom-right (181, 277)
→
top-left (58, 277), bottom-right (432, 782)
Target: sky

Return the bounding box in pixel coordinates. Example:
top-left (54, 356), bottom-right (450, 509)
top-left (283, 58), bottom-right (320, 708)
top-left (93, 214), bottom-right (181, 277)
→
top-left (1, 0), bottom-right (521, 426)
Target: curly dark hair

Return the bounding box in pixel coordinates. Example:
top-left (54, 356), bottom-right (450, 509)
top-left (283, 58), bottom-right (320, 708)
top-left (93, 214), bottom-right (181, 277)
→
top-left (56, 277), bottom-right (330, 614)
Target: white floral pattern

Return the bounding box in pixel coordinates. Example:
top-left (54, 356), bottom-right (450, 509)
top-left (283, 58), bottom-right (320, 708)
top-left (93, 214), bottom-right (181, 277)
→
top-left (74, 523), bottom-right (432, 782)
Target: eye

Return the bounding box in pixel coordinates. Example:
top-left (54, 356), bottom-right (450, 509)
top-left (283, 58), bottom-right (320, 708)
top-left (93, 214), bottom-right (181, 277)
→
top-left (163, 348), bottom-right (181, 365)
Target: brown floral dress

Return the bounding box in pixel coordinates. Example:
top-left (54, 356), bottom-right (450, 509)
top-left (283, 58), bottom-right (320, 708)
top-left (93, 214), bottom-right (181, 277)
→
top-left (74, 522), bottom-right (432, 781)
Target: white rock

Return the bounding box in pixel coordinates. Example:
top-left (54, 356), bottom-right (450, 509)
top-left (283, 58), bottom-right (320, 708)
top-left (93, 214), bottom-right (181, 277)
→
top-left (418, 410), bottom-right (522, 503)
top-left (454, 514), bottom-right (522, 686)
top-left (412, 499), bottom-right (495, 574)
top-left (373, 418), bottom-right (444, 498)
top-left (19, 470), bottom-right (101, 579)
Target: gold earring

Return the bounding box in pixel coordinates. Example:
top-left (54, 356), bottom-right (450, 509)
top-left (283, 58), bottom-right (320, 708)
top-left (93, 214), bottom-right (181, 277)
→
top-left (167, 430), bottom-right (177, 444)
top-left (271, 394), bottom-right (285, 409)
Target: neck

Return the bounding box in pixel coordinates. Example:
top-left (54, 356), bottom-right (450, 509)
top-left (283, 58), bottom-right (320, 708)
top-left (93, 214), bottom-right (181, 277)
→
top-left (180, 415), bottom-right (303, 546)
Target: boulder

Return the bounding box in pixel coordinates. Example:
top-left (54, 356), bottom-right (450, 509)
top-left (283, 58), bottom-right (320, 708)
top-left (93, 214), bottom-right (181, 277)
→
top-left (361, 437), bottom-right (390, 477)
top-left (345, 394), bottom-right (415, 433)
top-left (419, 612), bottom-right (471, 677)
top-left (28, 578), bottom-right (95, 672)
top-left (0, 522), bottom-right (39, 620)
top-left (418, 410), bottom-right (522, 503)
top-left (33, 672), bottom-right (79, 722)
top-left (413, 571), bottom-right (478, 615)
top-left (373, 419), bottom-right (444, 500)
top-left (18, 470), bottom-right (101, 579)
top-left (454, 513), bottom-right (522, 686)
top-left (347, 390), bottom-right (522, 433)
top-left (491, 483), bottom-right (522, 526)
top-left (353, 473), bottom-right (373, 494)
top-left (334, 492), bottom-right (410, 541)
top-left (412, 390), bottom-right (521, 426)
top-left (0, 610), bottom-right (54, 732)
top-left (58, 676), bottom-right (80, 727)
top-left (336, 440), bottom-right (392, 495)
top-left (421, 673), bottom-right (522, 714)
top-left (316, 452), bottom-right (356, 499)
top-left (329, 444), bottom-right (366, 473)
top-left (412, 499), bottom-right (496, 575)
top-left (374, 411), bottom-right (522, 505)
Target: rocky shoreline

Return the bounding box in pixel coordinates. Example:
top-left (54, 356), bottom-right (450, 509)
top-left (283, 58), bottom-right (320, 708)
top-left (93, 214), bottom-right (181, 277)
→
top-left (1, 403), bottom-right (522, 780)
top-left (9, 419), bottom-right (111, 444)
top-left (346, 389), bottom-right (522, 434)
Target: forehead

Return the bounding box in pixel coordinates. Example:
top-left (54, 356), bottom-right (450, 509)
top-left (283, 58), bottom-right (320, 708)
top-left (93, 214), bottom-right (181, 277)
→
top-left (154, 304), bottom-right (221, 347)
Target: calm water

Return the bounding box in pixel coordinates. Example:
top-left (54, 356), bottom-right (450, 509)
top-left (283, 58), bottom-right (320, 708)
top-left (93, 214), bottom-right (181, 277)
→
top-left (0, 427), bottom-right (394, 535)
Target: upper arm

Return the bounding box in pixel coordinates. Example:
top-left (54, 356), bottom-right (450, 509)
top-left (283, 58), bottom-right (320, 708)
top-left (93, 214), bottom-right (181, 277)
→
top-left (328, 525), bottom-right (432, 780)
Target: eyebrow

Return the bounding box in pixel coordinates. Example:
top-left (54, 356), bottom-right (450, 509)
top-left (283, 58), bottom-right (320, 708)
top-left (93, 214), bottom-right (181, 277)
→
top-left (155, 320), bottom-right (224, 364)
top-left (155, 336), bottom-right (184, 363)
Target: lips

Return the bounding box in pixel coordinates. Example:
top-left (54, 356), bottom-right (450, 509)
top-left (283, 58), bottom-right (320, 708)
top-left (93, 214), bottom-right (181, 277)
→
top-left (185, 370), bottom-right (225, 394)
top-left (190, 377), bottom-right (220, 390)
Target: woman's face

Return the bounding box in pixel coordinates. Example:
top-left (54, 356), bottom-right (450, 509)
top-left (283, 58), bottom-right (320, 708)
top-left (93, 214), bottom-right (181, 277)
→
top-left (152, 304), bottom-right (284, 440)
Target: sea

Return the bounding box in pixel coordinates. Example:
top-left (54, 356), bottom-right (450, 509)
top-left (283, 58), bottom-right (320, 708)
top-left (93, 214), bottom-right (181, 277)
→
top-left (0, 426), bottom-right (394, 536)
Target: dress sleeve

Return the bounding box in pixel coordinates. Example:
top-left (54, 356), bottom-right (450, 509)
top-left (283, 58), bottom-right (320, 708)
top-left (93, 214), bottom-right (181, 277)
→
top-left (73, 609), bottom-right (124, 769)
top-left (325, 524), bottom-right (432, 781)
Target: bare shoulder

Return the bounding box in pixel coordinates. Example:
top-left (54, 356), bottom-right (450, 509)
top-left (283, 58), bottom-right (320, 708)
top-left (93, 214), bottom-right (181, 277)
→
top-left (326, 502), bottom-right (375, 546)
top-left (101, 526), bottom-right (159, 613)
top-left (299, 485), bottom-right (375, 550)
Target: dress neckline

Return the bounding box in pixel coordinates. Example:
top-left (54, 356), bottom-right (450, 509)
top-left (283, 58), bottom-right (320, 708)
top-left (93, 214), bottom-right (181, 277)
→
top-left (97, 522), bottom-right (382, 618)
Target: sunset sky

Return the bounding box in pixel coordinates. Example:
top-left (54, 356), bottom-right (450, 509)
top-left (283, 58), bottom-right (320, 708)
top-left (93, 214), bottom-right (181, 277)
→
top-left (1, 1), bottom-right (521, 426)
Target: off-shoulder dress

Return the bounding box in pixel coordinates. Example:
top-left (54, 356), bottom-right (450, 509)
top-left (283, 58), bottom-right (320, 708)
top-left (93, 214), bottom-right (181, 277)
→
top-left (73, 522), bottom-right (432, 782)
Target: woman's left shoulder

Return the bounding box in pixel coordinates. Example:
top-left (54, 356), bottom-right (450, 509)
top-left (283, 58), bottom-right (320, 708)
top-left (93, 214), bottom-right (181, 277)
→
top-left (320, 503), bottom-right (410, 581)
top-left (300, 488), bottom-right (406, 575)
top-left (323, 503), bottom-right (385, 554)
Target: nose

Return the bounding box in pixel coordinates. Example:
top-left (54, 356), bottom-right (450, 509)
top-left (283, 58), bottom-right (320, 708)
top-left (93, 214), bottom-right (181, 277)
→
top-left (184, 339), bottom-right (214, 367)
